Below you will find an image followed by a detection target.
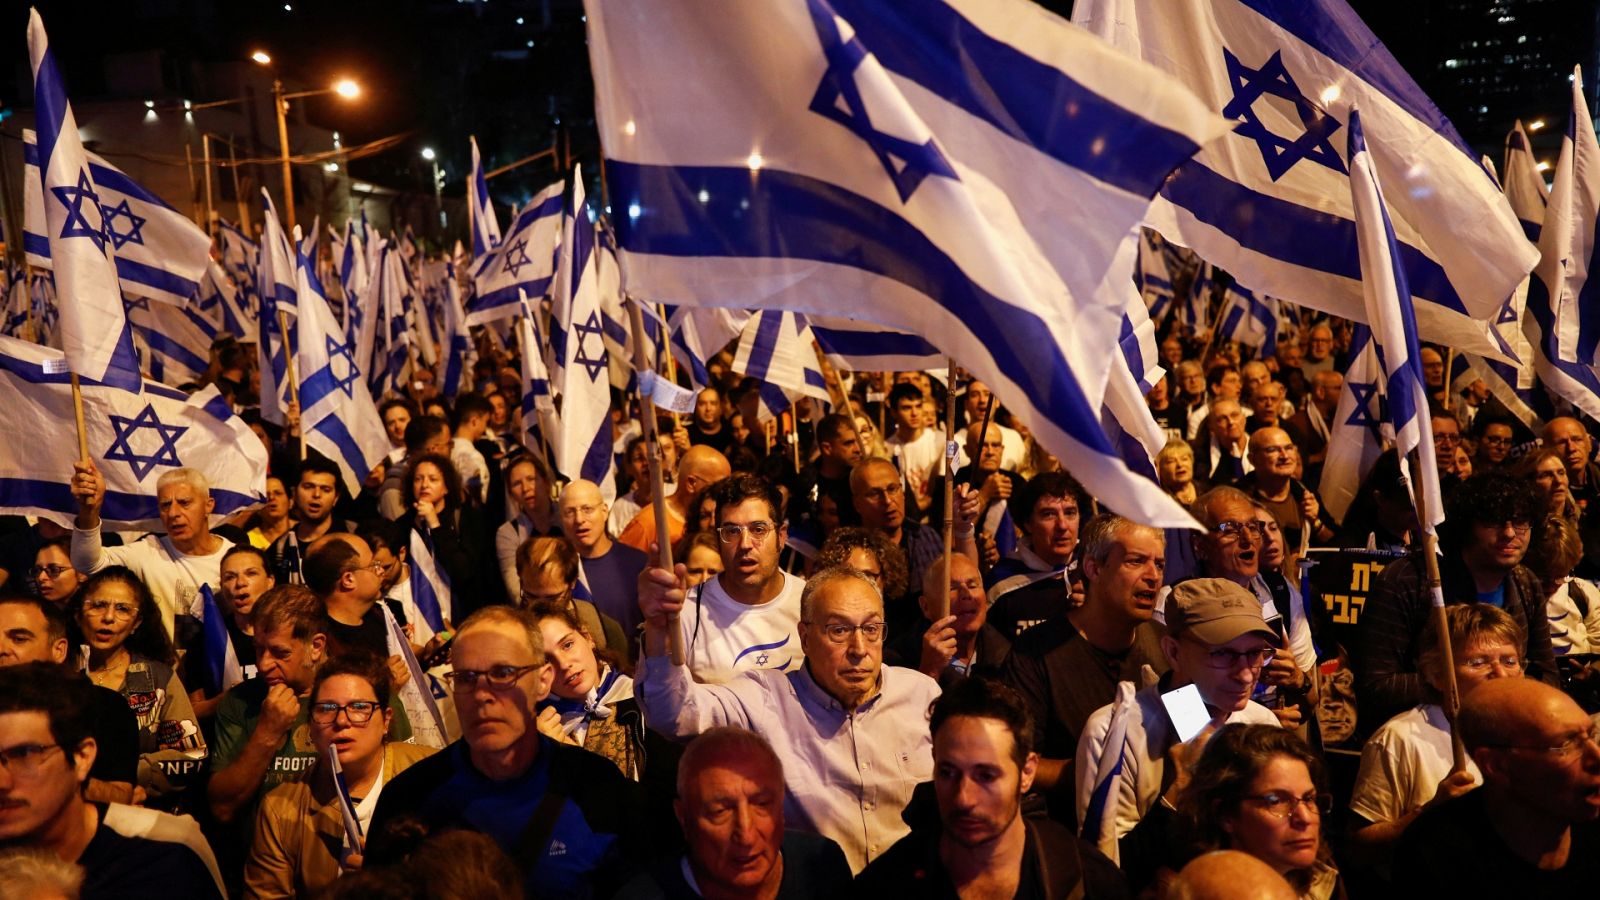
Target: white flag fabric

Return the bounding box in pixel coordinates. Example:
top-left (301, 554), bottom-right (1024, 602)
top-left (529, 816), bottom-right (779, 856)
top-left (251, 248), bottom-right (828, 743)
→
top-left (1504, 120), bottom-right (1549, 242)
top-left (27, 10), bottom-right (142, 393)
top-left (516, 291), bottom-right (557, 457)
top-left (551, 169), bottom-right (617, 504)
top-left (292, 228), bottom-right (390, 495)
top-left (1074, 0), bottom-right (1538, 359)
top-left (665, 305), bottom-right (747, 390)
top-left (731, 310), bottom-right (833, 421)
top-left (22, 131), bottom-right (210, 307)
top-left (257, 190), bottom-right (298, 318)
top-left (0, 334), bottom-right (266, 530)
top-left (467, 181), bottom-right (564, 326)
top-left (1346, 109), bottom-right (1443, 532)
top-left (125, 296), bottom-right (215, 387)
top-left (590, 0), bottom-right (1227, 527)
top-left (810, 315), bottom-right (942, 376)
top-left (470, 136), bottom-right (503, 262)
top-left (437, 262), bottom-right (476, 398)
top-left (1318, 324), bottom-right (1384, 522)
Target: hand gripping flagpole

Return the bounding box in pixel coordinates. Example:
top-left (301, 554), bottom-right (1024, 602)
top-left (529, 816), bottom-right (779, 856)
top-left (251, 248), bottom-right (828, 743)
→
top-left (628, 294), bottom-right (685, 666)
top-left (939, 360), bottom-right (959, 620)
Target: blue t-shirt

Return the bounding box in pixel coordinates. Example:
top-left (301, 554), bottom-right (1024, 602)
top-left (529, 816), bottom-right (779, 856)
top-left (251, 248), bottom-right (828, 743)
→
top-left (1477, 584), bottom-right (1506, 608)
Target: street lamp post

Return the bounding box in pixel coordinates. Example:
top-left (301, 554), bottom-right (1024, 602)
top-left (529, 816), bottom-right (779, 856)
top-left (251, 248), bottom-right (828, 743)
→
top-left (422, 147), bottom-right (445, 235)
top-left (253, 51), bottom-right (359, 233)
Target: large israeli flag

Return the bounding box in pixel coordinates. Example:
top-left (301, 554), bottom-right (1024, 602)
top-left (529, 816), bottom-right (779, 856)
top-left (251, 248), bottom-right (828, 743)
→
top-left (1075, 0), bottom-right (1539, 359)
top-left (470, 136), bottom-right (503, 261)
top-left (590, 0), bottom-right (1228, 527)
top-left (731, 310), bottom-right (833, 420)
top-left (467, 180), bottom-right (564, 326)
top-left (551, 169), bottom-right (617, 503)
top-left (1504, 120), bottom-right (1549, 243)
top-left (22, 133), bottom-right (212, 309)
top-left (0, 334), bottom-right (266, 530)
top-left (1347, 110), bottom-right (1443, 531)
top-left (27, 10), bottom-right (141, 393)
top-left (292, 228), bottom-right (390, 494)
top-left (1525, 75), bottom-right (1600, 420)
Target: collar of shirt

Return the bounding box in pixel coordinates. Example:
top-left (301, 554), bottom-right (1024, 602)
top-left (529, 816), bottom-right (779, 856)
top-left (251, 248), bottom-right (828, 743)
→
top-left (795, 661), bottom-right (885, 715)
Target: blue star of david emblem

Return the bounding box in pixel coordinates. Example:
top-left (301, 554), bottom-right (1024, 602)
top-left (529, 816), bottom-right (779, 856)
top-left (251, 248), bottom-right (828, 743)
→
top-left (1496, 300), bottom-right (1519, 325)
top-left (123, 296), bottom-right (150, 314)
top-left (1221, 48), bottom-right (1347, 182)
top-left (103, 403), bottom-right (188, 481)
top-left (804, 0), bottom-right (958, 202)
top-left (50, 168), bottom-right (108, 255)
top-left (571, 311), bottom-right (607, 383)
top-left (501, 239), bottom-right (532, 279)
top-left (1344, 381), bottom-right (1386, 435)
top-left (754, 652), bottom-right (770, 667)
top-left (100, 199), bottom-right (147, 251)
top-left (325, 336), bottom-right (358, 398)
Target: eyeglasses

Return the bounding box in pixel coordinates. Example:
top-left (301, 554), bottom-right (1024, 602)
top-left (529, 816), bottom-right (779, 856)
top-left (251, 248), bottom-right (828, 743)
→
top-left (1213, 520), bottom-right (1264, 542)
top-left (560, 504), bottom-right (601, 521)
top-left (717, 521), bottom-right (776, 544)
top-left (804, 620), bottom-right (887, 644)
top-left (1245, 791), bottom-right (1332, 819)
top-left (82, 599), bottom-right (138, 621)
top-left (310, 700), bottom-right (381, 725)
top-left (1461, 655), bottom-right (1523, 674)
top-left (443, 663), bottom-right (544, 693)
top-left (1482, 435), bottom-right (1513, 447)
top-left (0, 742), bottom-right (63, 776)
top-left (28, 565), bottom-right (71, 580)
top-left (1188, 640), bottom-right (1274, 670)
top-left (1487, 724), bottom-right (1600, 758)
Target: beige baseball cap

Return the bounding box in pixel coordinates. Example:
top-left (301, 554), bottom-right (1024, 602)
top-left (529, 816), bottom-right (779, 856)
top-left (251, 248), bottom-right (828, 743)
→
top-left (1166, 578), bottom-right (1280, 646)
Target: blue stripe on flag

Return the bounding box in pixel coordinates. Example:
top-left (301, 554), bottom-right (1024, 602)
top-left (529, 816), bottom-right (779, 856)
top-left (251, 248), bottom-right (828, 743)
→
top-left (0, 477), bottom-right (260, 520)
top-left (611, 162), bottom-right (1118, 456)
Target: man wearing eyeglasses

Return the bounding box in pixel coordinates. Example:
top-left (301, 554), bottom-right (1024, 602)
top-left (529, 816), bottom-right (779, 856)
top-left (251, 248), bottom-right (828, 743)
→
top-left (1076, 578), bottom-right (1281, 884)
top-left (0, 663), bottom-right (226, 897)
top-left (1238, 428), bottom-right (1335, 552)
top-left (639, 475), bottom-right (807, 684)
top-left (303, 534), bottom-right (395, 660)
top-left (1397, 678), bottom-right (1600, 894)
top-left (560, 480), bottom-right (647, 635)
top-left (636, 566), bottom-right (940, 873)
top-left (371, 606), bottom-right (646, 897)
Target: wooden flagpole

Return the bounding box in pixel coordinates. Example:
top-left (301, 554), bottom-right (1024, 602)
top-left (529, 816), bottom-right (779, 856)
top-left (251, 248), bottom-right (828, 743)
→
top-left (628, 296), bottom-right (685, 665)
top-left (938, 360), bottom-right (959, 619)
top-left (278, 310), bottom-right (304, 460)
top-left (1409, 448), bottom-right (1466, 771)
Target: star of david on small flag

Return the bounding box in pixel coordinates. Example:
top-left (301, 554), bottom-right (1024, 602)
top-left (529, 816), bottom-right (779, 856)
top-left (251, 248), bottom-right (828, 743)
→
top-left (1344, 381), bottom-right (1385, 434)
top-left (51, 168), bottom-right (108, 254)
top-left (804, 0), bottom-right (958, 203)
top-left (501, 239), bottom-right (533, 278)
top-left (1221, 48), bottom-right (1347, 182)
top-left (100, 199), bottom-right (148, 251)
top-left (325, 336), bottom-right (358, 398)
top-left (571, 311), bottom-right (608, 383)
top-left (103, 403), bottom-right (188, 480)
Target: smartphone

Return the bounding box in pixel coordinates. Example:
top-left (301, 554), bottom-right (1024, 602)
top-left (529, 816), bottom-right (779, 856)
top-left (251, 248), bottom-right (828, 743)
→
top-left (1161, 683), bottom-right (1211, 743)
top-left (420, 634), bottom-right (455, 669)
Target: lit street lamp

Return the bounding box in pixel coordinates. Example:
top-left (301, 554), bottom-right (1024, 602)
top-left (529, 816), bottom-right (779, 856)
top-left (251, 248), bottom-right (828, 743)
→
top-left (253, 50), bottom-right (360, 232)
top-left (422, 147), bottom-right (445, 233)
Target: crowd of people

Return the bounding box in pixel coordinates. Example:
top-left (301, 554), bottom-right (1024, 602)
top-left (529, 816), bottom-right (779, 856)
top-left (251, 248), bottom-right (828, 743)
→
top-left (2, 309), bottom-right (1600, 900)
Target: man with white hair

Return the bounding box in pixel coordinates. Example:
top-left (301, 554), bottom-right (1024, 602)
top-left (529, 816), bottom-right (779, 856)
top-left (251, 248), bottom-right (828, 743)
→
top-left (69, 463), bottom-right (232, 641)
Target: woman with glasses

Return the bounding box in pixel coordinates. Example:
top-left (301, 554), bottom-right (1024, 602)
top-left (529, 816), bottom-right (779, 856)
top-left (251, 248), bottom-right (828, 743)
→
top-left (1471, 416), bottom-right (1518, 472)
top-left (1176, 724), bottom-right (1342, 899)
top-left (29, 537), bottom-right (83, 608)
top-left (245, 652), bottom-right (436, 898)
top-left (73, 566), bottom-right (206, 804)
top-left (1346, 604), bottom-right (1520, 876)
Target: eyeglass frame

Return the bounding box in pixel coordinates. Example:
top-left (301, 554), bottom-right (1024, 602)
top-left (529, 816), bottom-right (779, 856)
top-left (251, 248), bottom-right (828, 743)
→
top-left (1212, 519), bottom-right (1265, 543)
top-left (0, 742), bottom-right (65, 777)
top-left (1481, 723), bottom-right (1600, 758)
top-left (803, 620), bottom-right (888, 644)
top-left (443, 662), bottom-right (546, 693)
top-left (309, 700), bottom-right (383, 725)
top-left (81, 598), bottom-right (139, 621)
top-left (1243, 790), bottom-right (1333, 819)
top-left (28, 564), bottom-right (72, 580)
top-left (1182, 637), bottom-right (1275, 671)
top-left (716, 521), bottom-right (778, 545)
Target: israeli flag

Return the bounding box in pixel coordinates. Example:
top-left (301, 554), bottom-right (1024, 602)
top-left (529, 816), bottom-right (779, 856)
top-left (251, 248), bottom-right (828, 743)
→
top-left (732, 310), bottom-right (833, 420)
top-left (292, 227), bottom-right (391, 495)
top-left (407, 528), bottom-right (453, 634)
top-left (666, 304), bottom-right (747, 390)
top-left (1080, 680), bottom-right (1138, 863)
top-left (811, 315), bottom-right (943, 376)
top-left (1216, 279), bottom-right (1279, 356)
top-left (1317, 325), bottom-right (1383, 521)
top-left (467, 180), bottom-right (564, 326)
top-left (0, 334), bottom-right (267, 530)
top-left (257, 190), bottom-right (298, 319)
top-left (437, 263), bottom-right (475, 398)
top-left (1524, 74), bottom-right (1600, 420)
top-left (27, 10), bottom-right (141, 393)
top-left (372, 244), bottom-right (413, 398)
top-left (255, 191), bottom-right (298, 425)
top-left (195, 261), bottom-right (254, 341)
top-left (551, 168), bottom-right (618, 503)
top-left (218, 221), bottom-right (259, 304)
top-left (516, 291), bottom-right (558, 456)
top-left (1183, 262), bottom-right (1213, 332)
top-left (1137, 229), bottom-right (1177, 323)
top-left (22, 133), bottom-right (211, 309)
top-left (1075, 0), bottom-right (1539, 359)
top-left (338, 220), bottom-right (377, 372)
top-left (197, 584), bottom-right (244, 698)
top-left (470, 136), bottom-right (503, 262)
top-left (1347, 109), bottom-right (1443, 531)
top-left (1504, 120), bottom-right (1549, 242)
top-left (3, 267), bottom-right (30, 338)
top-left (591, 0), bottom-right (1227, 527)
top-left (125, 296), bottom-right (214, 387)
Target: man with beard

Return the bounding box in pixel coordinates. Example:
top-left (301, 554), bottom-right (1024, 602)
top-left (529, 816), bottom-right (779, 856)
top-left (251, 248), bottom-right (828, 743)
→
top-left (1360, 471), bottom-right (1559, 726)
top-left (266, 453), bottom-right (352, 585)
top-left (853, 678), bottom-right (1128, 898)
top-left (1002, 516), bottom-right (1169, 817)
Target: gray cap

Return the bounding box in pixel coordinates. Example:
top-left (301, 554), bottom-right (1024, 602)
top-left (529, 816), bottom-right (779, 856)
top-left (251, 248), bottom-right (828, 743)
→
top-left (1166, 578), bottom-right (1279, 646)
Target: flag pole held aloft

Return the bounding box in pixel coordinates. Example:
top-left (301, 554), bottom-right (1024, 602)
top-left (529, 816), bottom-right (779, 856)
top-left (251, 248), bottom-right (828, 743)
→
top-left (629, 295), bottom-right (685, 666)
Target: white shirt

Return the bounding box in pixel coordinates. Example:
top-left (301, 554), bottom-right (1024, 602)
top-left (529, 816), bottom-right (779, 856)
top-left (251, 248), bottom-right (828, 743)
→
top-left (450, 437), bottom-right (490, 504)
top-left (71, 525), bottom-right (232, 639)
top-left (1547, 578), bottom-right (1600, 656)
top-left (609, 482), bottom-right (676, 539)
top-left (886, 428), bottom-right (944, 508)
top-left (680, 570), bottom-right (806, 684)
top-left (1349, 704), bottom-right (1481, 826)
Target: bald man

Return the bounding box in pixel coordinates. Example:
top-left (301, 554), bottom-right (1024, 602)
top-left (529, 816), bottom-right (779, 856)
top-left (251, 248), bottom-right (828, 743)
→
top-left (1169, 851), bottom-right (1295, 900)
top-left (954, 421), bottom-right (1023, 551)
top-left (1397, 678), bottom-right (1600, 894)
top-left (618, 445), bottom-right (731, 554)
top-left (561, 480), bottom-right (647, 634)
top-left (1238, 427), bottom-right (1334, 550)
